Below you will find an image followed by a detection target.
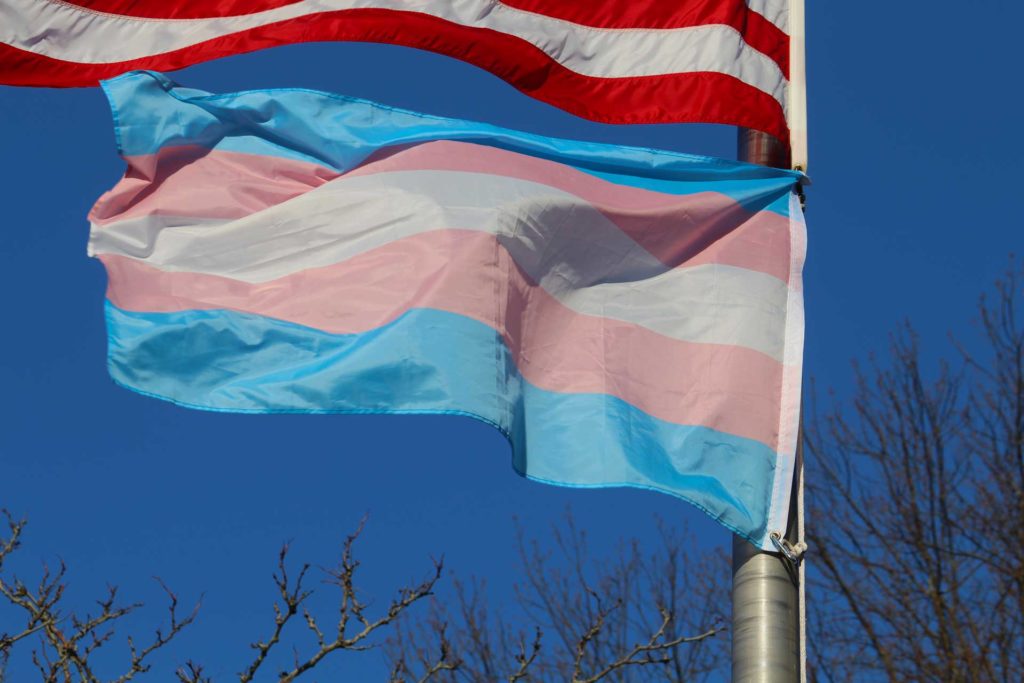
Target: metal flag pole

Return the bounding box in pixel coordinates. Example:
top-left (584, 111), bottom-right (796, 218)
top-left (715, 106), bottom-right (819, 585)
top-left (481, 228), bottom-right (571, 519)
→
top-left (731, 0), bottom-right (807, 680)
top-left (730, 389), bottom-right (803, 682)
top-left (730, 128), bottom-right (802, 683)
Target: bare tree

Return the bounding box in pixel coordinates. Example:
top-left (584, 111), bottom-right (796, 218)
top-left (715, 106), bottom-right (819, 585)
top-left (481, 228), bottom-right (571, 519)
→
top-left (1, 510), bottom-right (726, 683)
top-left (805, 260), bottom-right (1024, 682)
top-left (959, 263), bottom-right (1024, 680)
top-left (0, 509), bottom-right (197, 683)
top-left (387, 513), bottom-right (728, 682)
top-left (0, 512), bottom-right (453, 682)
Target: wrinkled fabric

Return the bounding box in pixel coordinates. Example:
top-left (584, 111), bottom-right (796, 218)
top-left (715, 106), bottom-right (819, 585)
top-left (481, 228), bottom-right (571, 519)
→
top-left (90, 71), bottom-right (806, 547)
top-left (0, 0), bottom-right (790, 138)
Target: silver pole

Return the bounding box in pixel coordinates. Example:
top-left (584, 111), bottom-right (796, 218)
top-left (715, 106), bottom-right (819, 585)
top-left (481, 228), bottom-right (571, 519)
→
top-left (731, 128), bottom-right (801, 683)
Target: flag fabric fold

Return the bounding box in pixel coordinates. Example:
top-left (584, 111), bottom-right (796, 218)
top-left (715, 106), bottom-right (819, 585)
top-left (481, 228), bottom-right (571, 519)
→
top-left (0, 0), bottom-right (792, 139)
top-left (89, 71), bottom-right (805, 548)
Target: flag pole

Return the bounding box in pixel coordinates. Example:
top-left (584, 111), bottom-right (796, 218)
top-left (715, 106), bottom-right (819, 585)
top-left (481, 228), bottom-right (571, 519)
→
top-left (730, 128), bottom-right (802, 682)
top-left (730, 389), bottom-right (803, 682)
top-left (731, 0), bottom-right (807, 680)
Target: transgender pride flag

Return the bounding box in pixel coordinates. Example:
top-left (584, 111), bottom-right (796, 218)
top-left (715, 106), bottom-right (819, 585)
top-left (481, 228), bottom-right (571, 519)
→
top-left (89, 71), bottom-right (806, 548)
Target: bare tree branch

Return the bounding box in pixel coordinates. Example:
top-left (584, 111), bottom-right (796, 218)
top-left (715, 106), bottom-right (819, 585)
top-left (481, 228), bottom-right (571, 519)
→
top-left (387, 512), bottom-right (727, 683)
top-left (0, 509), bottom-right (200, 683)
top-left (1, 512), bottom-right (446, 682)
top-left (806, 259), bottom-right (1024, 682)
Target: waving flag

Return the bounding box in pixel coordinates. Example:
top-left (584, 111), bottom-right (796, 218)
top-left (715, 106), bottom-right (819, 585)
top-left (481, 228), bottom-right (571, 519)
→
top-left (1, 0), bottom-right (793, 140)
top-left (89, 71), bottom-right (805, 548)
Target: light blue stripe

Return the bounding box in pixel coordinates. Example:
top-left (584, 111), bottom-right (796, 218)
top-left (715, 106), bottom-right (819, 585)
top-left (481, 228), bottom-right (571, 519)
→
top-left (101, 71), bottom-right (803, 217)
top-left (106, 302), bottom-right (778, 543)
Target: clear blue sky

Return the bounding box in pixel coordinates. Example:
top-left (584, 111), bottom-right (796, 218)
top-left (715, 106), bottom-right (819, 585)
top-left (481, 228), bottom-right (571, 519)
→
top-left (1, 3), bottom-right (1022, 680)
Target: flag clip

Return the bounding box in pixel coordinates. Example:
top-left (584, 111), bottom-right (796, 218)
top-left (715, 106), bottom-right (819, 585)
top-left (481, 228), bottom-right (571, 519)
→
top-left (770, 532), bottom-right (807, 565)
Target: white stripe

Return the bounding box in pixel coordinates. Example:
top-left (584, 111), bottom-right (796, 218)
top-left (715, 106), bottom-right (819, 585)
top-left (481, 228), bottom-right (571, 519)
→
top-left (746, 0), bottom-right (788, 32)
top-left (2, 0), bottom-right (788, 109)
top-left (91, 169), bottom-right (791, 360)
top-left (762, 192), bottom-right (805, 549)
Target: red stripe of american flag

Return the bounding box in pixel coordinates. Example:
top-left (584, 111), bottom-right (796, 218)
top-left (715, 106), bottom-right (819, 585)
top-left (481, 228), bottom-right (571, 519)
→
top-left (6, 1), bottom-right (790, 138)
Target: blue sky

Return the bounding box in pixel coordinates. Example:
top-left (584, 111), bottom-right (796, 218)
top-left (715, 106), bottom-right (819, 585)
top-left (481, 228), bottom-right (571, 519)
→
top-left (2, 3), bottom-right (1023, 680)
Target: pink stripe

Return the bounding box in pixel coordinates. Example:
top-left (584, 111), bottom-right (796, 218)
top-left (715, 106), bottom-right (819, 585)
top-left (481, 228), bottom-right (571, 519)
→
top-left (101, 230), bottom-right (784, 448)
top-left (91, 141), bottom-right (792, 282)
top-left (89, 145), bottom-right (338, 223)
